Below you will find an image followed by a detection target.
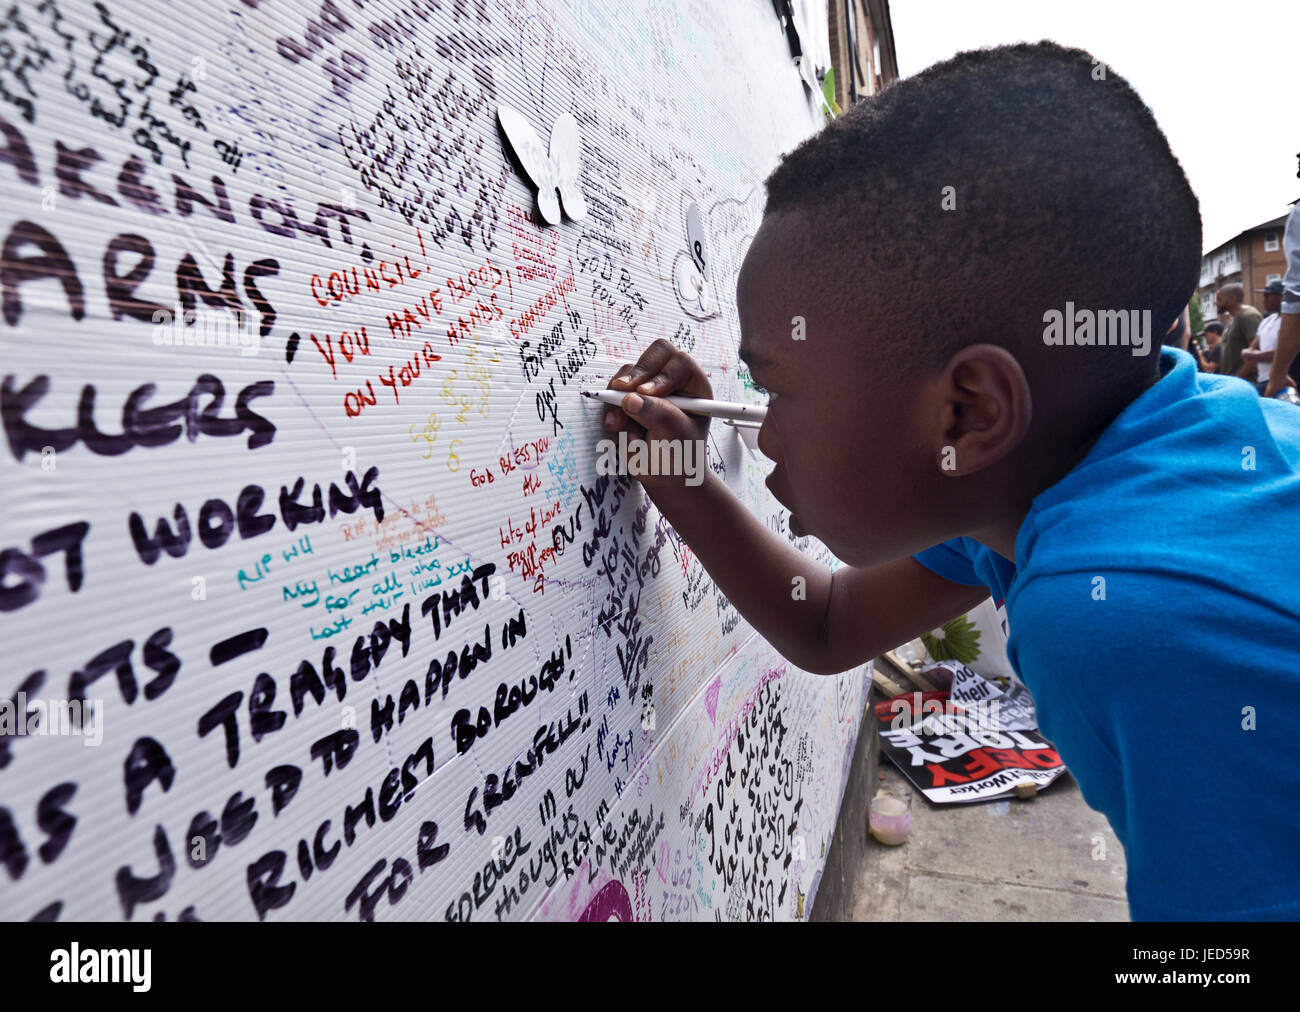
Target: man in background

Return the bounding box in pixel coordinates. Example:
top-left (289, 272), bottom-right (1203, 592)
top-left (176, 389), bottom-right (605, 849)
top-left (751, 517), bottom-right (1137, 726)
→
top-left (1242, 280), bottom-right (1284, 393)
top-left (1216, 283), bottom-right (1262, 381)
top-left (1263, 157), bottom-right (1300, 397)
top-left (1195, 320), bottom-right (1224, 372)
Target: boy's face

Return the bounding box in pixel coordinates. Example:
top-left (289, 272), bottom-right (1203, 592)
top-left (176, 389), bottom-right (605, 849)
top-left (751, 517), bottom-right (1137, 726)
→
top-left (736, 211), bottom-right (937, 567)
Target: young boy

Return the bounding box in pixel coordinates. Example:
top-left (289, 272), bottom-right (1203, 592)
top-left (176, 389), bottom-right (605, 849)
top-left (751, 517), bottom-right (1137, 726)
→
top-left (601, 42), bottom-right (1300, 921)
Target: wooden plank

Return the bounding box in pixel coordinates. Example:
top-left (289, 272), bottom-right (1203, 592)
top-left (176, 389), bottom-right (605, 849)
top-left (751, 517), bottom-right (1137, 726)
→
top-left (870, 669), bottom-right (908, 699)
top-left (881, 650), bottom-right (938, 693)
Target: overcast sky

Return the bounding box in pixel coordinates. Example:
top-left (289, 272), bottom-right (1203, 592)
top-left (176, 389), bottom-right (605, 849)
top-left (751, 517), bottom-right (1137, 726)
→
top-left (889, 0), bottom-right (1299, 253)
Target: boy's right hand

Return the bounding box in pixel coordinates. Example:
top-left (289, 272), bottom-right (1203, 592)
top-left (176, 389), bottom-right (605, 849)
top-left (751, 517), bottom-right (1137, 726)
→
top-left (604, 338), bottom-right (713, 439)
top-left (603, 339), bottom-right (713, 493)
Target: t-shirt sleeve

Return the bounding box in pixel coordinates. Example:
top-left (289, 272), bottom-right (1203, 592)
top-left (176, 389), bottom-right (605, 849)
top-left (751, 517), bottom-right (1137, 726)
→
top-left (1240, 311), bottom-right (1261, 343)
top-left (1007, 570), bottom-right (1300, 920)
top-left (912, 538), bottom-right (986, 588)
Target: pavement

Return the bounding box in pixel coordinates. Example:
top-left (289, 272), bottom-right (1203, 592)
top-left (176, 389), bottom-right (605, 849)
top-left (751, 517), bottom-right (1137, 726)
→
top-left (846, 725), bottom-right (1131, 921)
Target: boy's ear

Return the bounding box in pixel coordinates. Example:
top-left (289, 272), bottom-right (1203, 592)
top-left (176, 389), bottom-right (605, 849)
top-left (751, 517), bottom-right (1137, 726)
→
top-left (933, 344), bottom-right (1032, 477)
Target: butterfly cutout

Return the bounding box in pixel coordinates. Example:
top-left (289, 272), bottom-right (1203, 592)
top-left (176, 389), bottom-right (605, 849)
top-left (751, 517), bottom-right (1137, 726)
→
top-left (686, 202), bottom-right (708, 279)
top-left (673, 201), bottom-right (720, 320)
top-left (497, 104), bottom-right (587, 225)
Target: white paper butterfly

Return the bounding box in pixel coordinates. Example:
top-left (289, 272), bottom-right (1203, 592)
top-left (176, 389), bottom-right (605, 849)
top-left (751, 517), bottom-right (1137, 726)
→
top-left (673, 201), bottom-right (719, 320)
top-left (497, 105), bottom-right (587, 225)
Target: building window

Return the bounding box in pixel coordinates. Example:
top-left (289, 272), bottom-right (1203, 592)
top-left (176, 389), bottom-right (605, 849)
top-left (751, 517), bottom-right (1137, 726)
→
top-left (1267, 273), bottom-right (1282, 285)
top-left (1265, 232), bottom-right (1280, 252)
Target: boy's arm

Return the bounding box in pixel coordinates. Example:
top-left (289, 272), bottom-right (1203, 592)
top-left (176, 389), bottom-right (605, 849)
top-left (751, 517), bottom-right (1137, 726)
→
top-left (649, 471), bottom-right (989, 673)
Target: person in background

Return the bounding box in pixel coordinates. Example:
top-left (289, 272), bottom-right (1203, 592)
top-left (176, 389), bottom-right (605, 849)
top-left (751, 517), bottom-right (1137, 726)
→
top-left (1263, 156), bottom-right (1300, 397)
top-left (1242, 280), bottom-right (1285, 394)
top-left (1215, 283), bottom-right (1262, 381)
top-left (1194, 321), bottom-right (1223, 372)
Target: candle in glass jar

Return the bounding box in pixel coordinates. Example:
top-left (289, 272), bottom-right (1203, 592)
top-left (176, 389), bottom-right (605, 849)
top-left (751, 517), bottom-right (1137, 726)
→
top-left (869, 794), bottom-right (912, 846)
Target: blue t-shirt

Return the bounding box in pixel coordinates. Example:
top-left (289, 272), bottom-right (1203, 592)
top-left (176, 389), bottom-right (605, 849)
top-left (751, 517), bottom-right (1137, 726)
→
top-left (914, 347), bottom-right (1300, 921)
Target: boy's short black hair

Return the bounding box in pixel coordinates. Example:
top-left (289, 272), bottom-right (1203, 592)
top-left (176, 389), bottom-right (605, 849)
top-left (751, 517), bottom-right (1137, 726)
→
top-left (763, 41), bottom-right (1201, 397)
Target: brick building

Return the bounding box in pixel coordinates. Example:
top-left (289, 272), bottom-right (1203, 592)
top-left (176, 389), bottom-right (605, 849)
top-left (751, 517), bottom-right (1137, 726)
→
top-left (826, 0), bottom-right (899, 107)
top-left (1197, 209), bottom-right (1293, 320)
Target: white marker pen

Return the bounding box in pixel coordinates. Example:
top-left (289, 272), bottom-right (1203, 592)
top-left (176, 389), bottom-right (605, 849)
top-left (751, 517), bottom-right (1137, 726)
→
top-left (581, 389), bottom-right (767, 423)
